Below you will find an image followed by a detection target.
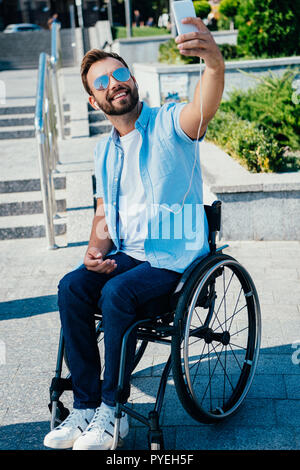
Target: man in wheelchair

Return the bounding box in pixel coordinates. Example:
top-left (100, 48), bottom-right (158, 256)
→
top-left (44, 16), bottom-right (225, 450)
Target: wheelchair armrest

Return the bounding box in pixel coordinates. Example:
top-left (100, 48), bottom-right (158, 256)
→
top-left (204, 200), bottom-right (222, 233)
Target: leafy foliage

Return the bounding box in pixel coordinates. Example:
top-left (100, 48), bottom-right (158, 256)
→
top-left (220, 68), bottom-right (300, 150)
top-left (235, 0), bottom-right (300, 58)
top-left (158, 38), bottom-right (199, 64)
top-left (193, 1), bottom-right (211, 19)
top-left (219, 0), bottom-right (240, 19)
top-left (206, 110), bottom-right (287, 173)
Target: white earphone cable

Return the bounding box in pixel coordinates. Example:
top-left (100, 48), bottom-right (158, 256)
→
top-left (161, 56), bottom-right (203, 215)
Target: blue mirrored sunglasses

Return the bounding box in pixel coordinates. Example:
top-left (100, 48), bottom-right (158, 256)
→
top-left (93, 67), bottom-right (131, 91)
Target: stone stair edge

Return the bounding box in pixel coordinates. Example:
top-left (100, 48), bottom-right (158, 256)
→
top-left (0, 188), bottom-right (66, 203)
top-left (0, 127), bottom-right (71, 139)
top-left (0, 175), bottom-right (66, 193)
top-left (0, 212), bottom-right (66, 228)
top-left (0, 115), bottom-right (71, 124)
top-left (0, 103), bottom-right (70, 114)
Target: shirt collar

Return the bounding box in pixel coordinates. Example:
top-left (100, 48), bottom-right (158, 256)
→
top-left (109, 101), bottom-right (151, 144)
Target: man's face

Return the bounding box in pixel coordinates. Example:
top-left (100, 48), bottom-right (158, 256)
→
top-left (87, 58), bottom-right (139, 116)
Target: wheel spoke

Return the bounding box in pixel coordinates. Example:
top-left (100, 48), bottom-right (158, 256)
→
top-left (208, 343), bottom-right (213, 411)
top-left (189, 341), bottom-right (222, 368)
top-left (227, 285), bottom-right (243, 333)
top-left (230, 325), bottom-right (249, 337)
top-left (229, 342), bottom-right (247, 350)
top-left (194, 308), bottom-right (203, 326)
top-left (190, 341), bottom-right (207, 383)
top-left (214, 304), bottom-right (247, 333)
top-left (200, 344), bottom-right (225, 405)
top-left (228, 343), bottom-right (243, 370)
top-left (210, 342), bottom-right (235, 391)
top-left (223, 268), bottom-right (227, 331)
top-left (223, 344), bottom-right (227, 405)
top-left (210, 271), bottom-right (235, 331)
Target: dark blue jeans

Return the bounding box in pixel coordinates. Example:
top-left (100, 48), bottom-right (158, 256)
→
top-left (57, 251), bottom-right (181, 409)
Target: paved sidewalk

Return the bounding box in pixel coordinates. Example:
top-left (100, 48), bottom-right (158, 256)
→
top-left (0, 67), bottom-right (300, 451)
top-left (0, 238), bottom-right (300, 450)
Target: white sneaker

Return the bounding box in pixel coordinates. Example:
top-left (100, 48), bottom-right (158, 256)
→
top-left (73, 402), bottom-right (129, 450)
top-left (43, 408), bottom-right (95, 449)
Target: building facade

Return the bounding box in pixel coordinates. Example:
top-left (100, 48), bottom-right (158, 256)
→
top-left (0, 0), bottom-right (109, 30)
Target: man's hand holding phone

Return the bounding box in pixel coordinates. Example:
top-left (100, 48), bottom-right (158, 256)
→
top-left (84, 246), bottom-right (117, 274)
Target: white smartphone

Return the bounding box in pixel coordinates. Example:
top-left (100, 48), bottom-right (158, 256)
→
top-left (172, 0), bottom-right (198, 35)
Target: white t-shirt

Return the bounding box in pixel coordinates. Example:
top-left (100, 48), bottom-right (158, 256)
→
top-left (118, 129), bottom-right (147, 261)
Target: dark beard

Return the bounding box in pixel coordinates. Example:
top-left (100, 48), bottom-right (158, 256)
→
top-left (95, 86), bottom-right (139, 116)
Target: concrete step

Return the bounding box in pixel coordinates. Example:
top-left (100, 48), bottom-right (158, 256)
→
top-left (88, 111), bottom-right (107, 123)
top-left (0, 125), bottom-right (35, 139)
top-left (0, 125), bottom-right (71, 139)
top-left (0, 103), bottom-right (70, 115)
top-left (0, 175), bottom-right (66, 194)
top-left (89, 121), bottom-right (112, 136)
top-left (0, 114), bottom-right (71, 127)
top-left (0, 189), bottom-right (66, 216)
top-left (0, 213), bottom-right (66, 240)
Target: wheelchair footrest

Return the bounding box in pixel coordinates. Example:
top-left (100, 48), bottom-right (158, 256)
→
top-left (48, 400), bottom-right (70, 426)
top-left (50, 376), bottom-right (73, 394)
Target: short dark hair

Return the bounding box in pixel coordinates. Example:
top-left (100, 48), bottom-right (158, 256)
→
top-left (80, 49), bottom-right (130, 96)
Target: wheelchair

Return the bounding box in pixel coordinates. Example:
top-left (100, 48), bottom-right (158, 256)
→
top-left (48, 200), bottom-right (261, 450)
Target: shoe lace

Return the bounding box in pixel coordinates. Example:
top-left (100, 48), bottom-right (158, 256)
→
top-left (85, 407), bottom-right (112, 434)
top-left (56, 409), bottom-right (84, 430)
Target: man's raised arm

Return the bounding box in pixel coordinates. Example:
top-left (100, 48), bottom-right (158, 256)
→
top-left (175, 16), bottom-right (225, 140)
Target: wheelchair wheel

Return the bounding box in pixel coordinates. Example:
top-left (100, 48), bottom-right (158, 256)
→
top-left (171, 253), bottom-right (261, 424)
top-left (64, 319), bottom-right (148, 377)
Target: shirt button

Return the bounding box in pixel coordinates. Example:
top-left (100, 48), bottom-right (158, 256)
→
top-left (114, 177), bottom-right (118, 181)
top-left (113, 202), bottom-right (116, 206)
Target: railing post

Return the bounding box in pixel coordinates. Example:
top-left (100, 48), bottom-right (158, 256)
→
top-left (35, 53), bottom-right (58, 250)
top-left (36, 131), bottom-right (57, 250)
top-left (124, 0), bottom-right (132, 38)
top-left (51, 21), bottom-right (65, 142)
top-left (69, 4), bottom-right (78, 65)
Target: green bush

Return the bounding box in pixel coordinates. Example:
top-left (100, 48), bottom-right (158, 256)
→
top-left (158, 38), bottom-right (199, 64)
top-left (218, 43), bottom-right (243, 60)
top-left (206, 110), bottom-right (286, 173)
top-left (235, 0), bottom-right (300, 58)
top-left (193, 1), bottom-right (211, 18)
top-left (217, 13), bottom-right (231, 30)
top-left (159, 39), bottom-right (246, 63)
top-left (219, 0), bottom-right (240, 19)
top-left (220, 68), bottom-right (300, 150)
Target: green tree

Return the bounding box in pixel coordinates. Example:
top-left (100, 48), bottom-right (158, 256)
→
top-left (219, 0), bottom-right (240, 28)
top-left (193, 1), bottom-right (211, 19)
top-left (219, 0), bottom-right (240, 19)
top-left (235, 0), bottom-right (300, 58)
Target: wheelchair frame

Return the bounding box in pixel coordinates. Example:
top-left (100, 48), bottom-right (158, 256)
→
top-left (48, 201), bottom-right (261, 450)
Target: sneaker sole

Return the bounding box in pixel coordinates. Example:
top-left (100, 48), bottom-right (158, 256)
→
top-left (73, 429), bottom-right (129, 451)
top-left (43, 435), bottom-right (79, 449)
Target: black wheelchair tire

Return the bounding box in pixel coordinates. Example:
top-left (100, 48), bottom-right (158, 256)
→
top-left (171, 253), bottom-right (261, 424)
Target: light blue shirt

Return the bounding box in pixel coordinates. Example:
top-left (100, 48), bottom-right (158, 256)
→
top-left (94, 100), bottom-right (210, 273)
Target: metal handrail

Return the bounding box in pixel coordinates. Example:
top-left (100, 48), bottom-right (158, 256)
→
top-left (35, 52), bottom-right (59, 250)
top-left (34, 22), bottom-right (67, 250)
top-left (51, 21), bottom-right (65, 142)
top-left (69, 4), bottom-right (78, 65)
